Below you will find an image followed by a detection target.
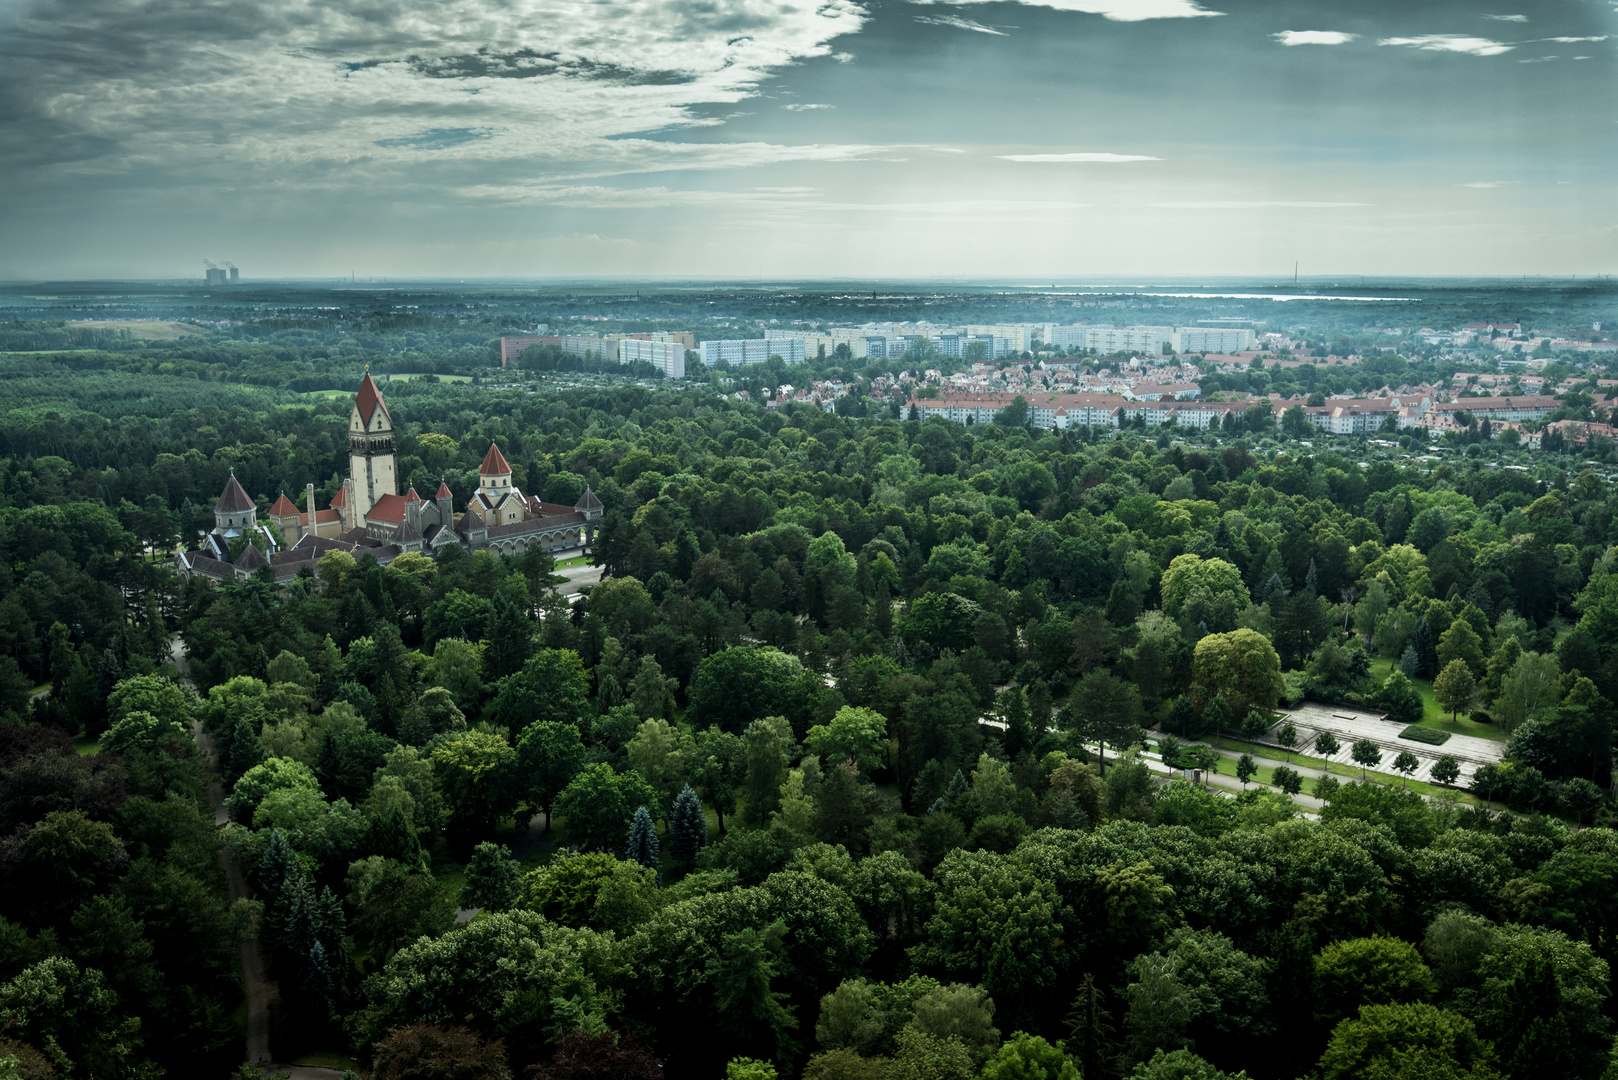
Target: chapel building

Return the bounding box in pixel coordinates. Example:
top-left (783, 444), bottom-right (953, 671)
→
top-left (176, 373), bottom-right (601, 582)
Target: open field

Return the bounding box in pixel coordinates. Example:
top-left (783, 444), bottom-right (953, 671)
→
top-left (68, 319), bottom-right (209, 339)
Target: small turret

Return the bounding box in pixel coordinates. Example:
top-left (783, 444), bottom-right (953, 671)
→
top-left (574, 485), bottom-right (603, 523)
top-left (213, 468), bottom-right (257, 537)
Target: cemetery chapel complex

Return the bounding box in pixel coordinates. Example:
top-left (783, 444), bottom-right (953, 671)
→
top-left (176, 374), bottom-right (601, 582)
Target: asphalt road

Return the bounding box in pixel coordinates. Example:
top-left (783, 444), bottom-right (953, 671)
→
top-left (554, 557), bottom-right (603, 596)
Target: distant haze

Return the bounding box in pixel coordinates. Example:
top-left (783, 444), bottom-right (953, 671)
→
top-left (0, 0), bottom-right (1613, 279)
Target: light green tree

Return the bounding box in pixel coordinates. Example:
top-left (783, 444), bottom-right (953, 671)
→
top-left (804, 706), bottom-right (889, 774)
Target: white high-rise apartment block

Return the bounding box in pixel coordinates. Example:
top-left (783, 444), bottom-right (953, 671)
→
top-left (700, 338), bottom-right (805, 366)
top-left (1176, 327), bottom-right (1256, 353)
top-left (617, 338), bottom-right (686, 379)
top-left (1083, 326), bottom-right (1177, 354)
top-left (1047, 326), bottom-right (1091, 349)
top-left (966, 324), bottom-right (1033, 352)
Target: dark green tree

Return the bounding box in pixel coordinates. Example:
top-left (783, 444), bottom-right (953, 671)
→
top-left (668, 784), bottom-right (707, 864)
top-left (461, 841), bottom-right (521, 912)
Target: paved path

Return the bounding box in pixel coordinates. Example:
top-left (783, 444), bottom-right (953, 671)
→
top-left (1262, 703), bottom-right (1502, 785)
top-left (553, 554), bottom-right (602, 597)
top-left (1071, 739), bottom-right (1325, 815)
top-left (196, 721), bottom-right (275, 1067)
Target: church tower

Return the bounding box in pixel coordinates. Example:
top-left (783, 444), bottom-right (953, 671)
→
top-left (348, 372), bottom-right (397, 522)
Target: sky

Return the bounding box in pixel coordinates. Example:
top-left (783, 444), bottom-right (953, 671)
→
top-left (0, 0), bottom-right (1613, 280)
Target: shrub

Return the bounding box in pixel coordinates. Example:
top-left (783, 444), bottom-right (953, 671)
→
top-left (1398, 726), bottom-right (1450, 746)
top-left (1468, 710), bottom-right (1493, 725)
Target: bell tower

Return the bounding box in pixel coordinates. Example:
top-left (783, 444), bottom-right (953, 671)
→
top-left (348, 371), bottom-right (397, 520)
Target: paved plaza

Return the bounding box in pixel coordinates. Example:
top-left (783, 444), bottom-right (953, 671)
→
top-left (1257, 702), bottom-right (1505, 785)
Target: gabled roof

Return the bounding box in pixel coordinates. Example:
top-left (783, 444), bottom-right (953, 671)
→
top-left (269, 493), bottom-right (299, 516)
top-left (397, 518), bottom-right (421, 542)
top-left (365, 493), bottom-right (410, 525)
top-left (575, 486), bottom-right (602, 511)
top-left (480, 442), bottom-right (512, 476)
top-left (215, 473), bottom-right (255, 513)
top-left (354, 373), bottom-right (391, 428)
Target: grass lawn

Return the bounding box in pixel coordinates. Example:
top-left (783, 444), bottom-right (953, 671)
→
top-left (555, 554), bottom-right (590, 568)
top-left (1197, 735), bottom-right (1482, 805)
top-left (73, 736), bottom-right (100, 756)
top-left (1368, 658), bottom-right (1507, 743)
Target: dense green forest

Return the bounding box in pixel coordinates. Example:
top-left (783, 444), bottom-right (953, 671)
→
top-left (5, 295), bottom-right (1618, 1080)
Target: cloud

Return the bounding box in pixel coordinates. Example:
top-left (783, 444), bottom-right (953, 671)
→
top-left (1542, 36), bottom-right (1608, 42)
top-left (1482, 13), bottom-right (1528, 21)
top-left (0, 0), bottom-right (875, 193)
top-left (373, 127), bottom-right (493, 150)
top-left (1379, 34), bottom-right (1515, 55)
top-left (914, 14), bottom-right (1009, 34)
top-left (782, 103), bottom-right (835, 110)
top-left (1519, 55), bottom-right (1559, 62)
top-left (1273, 31), bottom-right (1357, 46)
top-left (998, 152), bottom-right (1160, 161)
top-left (1459, 181), bottom-right (1514, 187)
top-left (1150, 201), bottom-right (1367, 208)
top-left (913, 0), bottom-right (1222, 22)
top-left (455, 183), bottom-right (1089, 216)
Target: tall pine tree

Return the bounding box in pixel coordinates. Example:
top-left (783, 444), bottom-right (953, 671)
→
top-left (668, 785), bottom-right (707, 864)
top-left (626, 806), bottom-right (660, 876)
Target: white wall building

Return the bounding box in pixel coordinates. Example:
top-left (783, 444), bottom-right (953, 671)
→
top-left (700, 337), bottom-right (805, 366)
top-left (617, 338), bottom-right (686, 379)
top-left (1083, 326), bottom-right (1178, 355)
top-left (1176, 327), bottom-right (1256, 353)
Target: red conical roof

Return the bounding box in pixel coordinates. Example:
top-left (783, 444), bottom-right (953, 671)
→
top-left (268, 493), bottom-right (298, 516)
top-left (405, 487), bottom-right (421, 503)
top-left (479, 442), bottom-right (511, 476)
top-left (436, 481), bottom-right (453, 499)
top-left (215, 472), bottom-right (255, 513)
top-left (354, 372), bottom-right (391, 427)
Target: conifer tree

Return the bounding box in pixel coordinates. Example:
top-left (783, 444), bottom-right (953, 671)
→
top-left (1000, 686), bottom-right (1032, 759)
top-left (668, 784), bottom-right (707, 864)
top-left (929, 769), bottom-right (968, 814)
top-left (627, 806), bottom-right (660, 875)
top-left (462, 841), bottom-right (521, 911)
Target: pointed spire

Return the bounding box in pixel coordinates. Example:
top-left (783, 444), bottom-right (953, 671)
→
top-left (215, 472), bottom-right (254, 513)
top-left (354, 371), bottom-right (390, 427)
top-left (479, 442), bottom-right (512, 476)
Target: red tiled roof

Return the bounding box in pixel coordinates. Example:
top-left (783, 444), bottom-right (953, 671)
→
top-left (355, 373), bottom-right (390, 428)
top-left (480, 442), bottom-right (511, 475)
top-left (215, 473), bottom-right (255, 513)
top-left (269, 493), bottom-right (299, 516)
top-left (436, 481), bottom-right (453, 499)
top-left (365, 493), bottom-right (410, 524)
top-left (405, 487), bottom-right (421, 503)
top-left (328, 485), bottom-right (347, 508)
